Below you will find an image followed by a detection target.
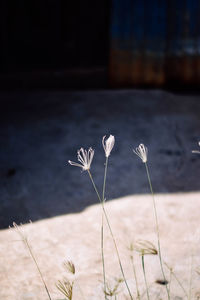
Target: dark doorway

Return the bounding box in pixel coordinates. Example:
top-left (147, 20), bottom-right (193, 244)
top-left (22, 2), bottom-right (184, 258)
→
top-left (0, 1), bottom-right (111, 88)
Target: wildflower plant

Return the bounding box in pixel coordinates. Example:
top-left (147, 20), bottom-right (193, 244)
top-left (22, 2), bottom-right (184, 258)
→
top-left (12, 137), bottom-right (200, 299)
top-left (133, 144), bottom-right (170, 300)
top-left (68, 135), bottom-right (134, 300)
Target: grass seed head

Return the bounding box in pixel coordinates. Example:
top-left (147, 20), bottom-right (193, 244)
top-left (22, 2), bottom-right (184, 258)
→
top-left (134, 240), bottom-right (158, 255)
top-left (11, 222), bottom-right (28, 244)
top-left (56, 279), bottom-right (73, 300)
top-left (104, 277), bottom-right (123, 297)
top-left (63, 260), bottom-right (75, 275)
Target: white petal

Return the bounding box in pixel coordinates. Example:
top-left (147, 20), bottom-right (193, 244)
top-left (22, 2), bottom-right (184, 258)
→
top-left (68, 160), bottom-right (83, 168)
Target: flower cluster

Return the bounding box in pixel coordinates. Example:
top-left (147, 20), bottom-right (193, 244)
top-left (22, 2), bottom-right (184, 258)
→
top-left (68, 135), bottom-right (150, 171)
top-left (68, 135), bottom-right (115, 171)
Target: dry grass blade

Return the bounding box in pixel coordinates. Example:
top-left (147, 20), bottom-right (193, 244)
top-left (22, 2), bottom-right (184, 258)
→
top-left (134, 240), bottom-right (158, 256)
top-left (11, 222), bottom-right (52, 300)
top-left (63, 260), bottom-right (75, 275)
top-left (104, 278), bottom-right (123, 297)
top-left (56, 279), bottom-right (73, 300)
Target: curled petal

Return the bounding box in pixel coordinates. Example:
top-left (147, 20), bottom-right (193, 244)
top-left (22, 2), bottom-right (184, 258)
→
top-left (68, 160), bottom-right (84, 168)
top-left (102, 135), bottom-right (115, 157)
top-left (133, 144), bottom-right (148, 163)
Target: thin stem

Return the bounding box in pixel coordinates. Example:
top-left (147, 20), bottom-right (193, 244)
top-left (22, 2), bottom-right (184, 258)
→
top-left (140, 281), bottom-right (155, 299)
top-left (168, 267), bottom-right (172, 297)
top-left (165, 263), bottom-right (188, 299)
top-left (130, 254), bottom-right (140, 300)
top-left (25, 240), bottom-right (52, 300)
top-left (144, 162), bottom-right (170, 300)
top-left (103, 157), bottom-right (108, 203)
top-left (87, 170), bottom-right (102, 203)
top-left (188, 253), bottom-right (194, 300)
top-left (141, 255), bottom-right (150, 300)
top-left (102, 157), bottom-right (109, 300)
top-left (87, 170), bottom-right (134, 300)
top-left (173, 272), bottom-right (188, 298)
top-left (101, 213), bottom-right (107, 300)
top-left (88, 166), bottom-right (108, 300)
top-left (102, 205), bottom-right (134, 300)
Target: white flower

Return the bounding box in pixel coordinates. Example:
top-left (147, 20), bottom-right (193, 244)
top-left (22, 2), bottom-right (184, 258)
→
top-left (133, 144), bottom-right (148, 163)
top-left (192, 141), bottom-right (200, 154)
top-left (102, 135), bottom-right (115, 157)
top-left (68, 147), bottom-right (94, 171)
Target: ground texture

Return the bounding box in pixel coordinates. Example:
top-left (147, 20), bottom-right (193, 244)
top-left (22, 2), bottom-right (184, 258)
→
top-left (0, 89), bottom-right (200, 299)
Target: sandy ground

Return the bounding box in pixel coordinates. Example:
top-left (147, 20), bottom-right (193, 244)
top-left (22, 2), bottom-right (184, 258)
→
top-left (1, 192), bottom-right (200, 300)
top-left (0, 89), bottom-right (200, 299)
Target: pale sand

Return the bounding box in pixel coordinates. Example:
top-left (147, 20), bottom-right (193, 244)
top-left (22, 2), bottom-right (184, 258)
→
top-left (1, 192), bottom-right (200, 300)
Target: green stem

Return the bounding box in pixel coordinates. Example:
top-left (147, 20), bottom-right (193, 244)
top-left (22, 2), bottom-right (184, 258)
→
top-left (87, 170), bottom-right (134, 300)
top-left (25, 240), bottom-right (52, 300)
top-left (165, 263), bottom-right (188, 299)
top-left (103, 157), bottom-right (108, 204)
top-left (144, 162), bottom-right (170, 300)
top-left (173, 272), bottom-right (188, 298)
top-left (102, 205), bottom-right (134, 300)
top-left (88, 166), bottom-right (108, 300)
top-left (87, 170), bottom-right (102, 203)
top-left (168, 268), bottom-right (172, 297)
top-left (141, 255), bottom-right (150, 300)
top-left (130, 254), bottom-right (140, 300)
top-left (101, 213), bottom-right (107, 299)
top-left (102, 157), bottom-right (108, 300)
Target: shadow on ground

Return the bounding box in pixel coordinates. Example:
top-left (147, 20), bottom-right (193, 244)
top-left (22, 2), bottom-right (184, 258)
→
top-left (0, 89), bottom-right (200, 228)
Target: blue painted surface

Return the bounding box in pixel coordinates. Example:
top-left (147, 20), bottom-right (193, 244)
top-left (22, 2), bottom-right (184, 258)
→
top-left (111, 0), bottom-right (200, 55)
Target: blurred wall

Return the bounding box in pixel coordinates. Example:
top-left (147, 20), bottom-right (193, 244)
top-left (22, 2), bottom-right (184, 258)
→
top-left (1, 1), bottom-right (200, 89)
top-left (109, 0), bottom-right (200, 88)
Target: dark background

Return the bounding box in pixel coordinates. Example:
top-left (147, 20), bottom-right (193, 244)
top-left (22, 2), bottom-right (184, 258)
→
top-left (0, 1), bottom-right (200, 229)
top-left (1, 0), bottom-right (200, 90)
top-left (0, 0), bottom-right (111, 89)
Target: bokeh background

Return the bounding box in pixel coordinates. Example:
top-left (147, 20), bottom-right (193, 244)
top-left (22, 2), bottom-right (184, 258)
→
top-left (1, 0), bottom-right (200, 89)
